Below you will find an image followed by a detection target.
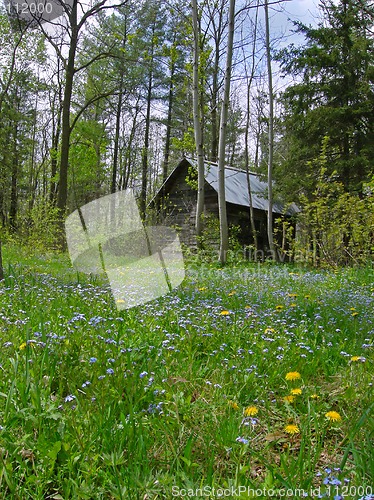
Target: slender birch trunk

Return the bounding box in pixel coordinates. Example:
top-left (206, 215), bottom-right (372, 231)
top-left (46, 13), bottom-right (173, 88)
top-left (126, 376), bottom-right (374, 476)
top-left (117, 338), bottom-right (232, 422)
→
top-left (192, 0), bottom-right (205, 246)
top-left (264, 0), bottom-right (277, 260)
top-left (217, 0), bottom-right (235, 265)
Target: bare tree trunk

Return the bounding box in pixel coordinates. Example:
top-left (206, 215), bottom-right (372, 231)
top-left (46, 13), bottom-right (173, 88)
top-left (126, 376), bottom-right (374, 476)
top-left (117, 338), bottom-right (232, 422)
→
top-left (162, 40), bottom-right (176, 183)
top-left (121, 101), bottom-right (140, 190)
top-left (49, 72), bottom-right (62, 205)
top-left (244, 2), bottom-right (259, 252)
top-left (9, 121), bottom-right (19, 231)
top-left (192, 0), bottom-right (205, 246)
top-left (112, 74), bottom-right (123, 194)
top-left (112, 30), bottom-right (127, 194)
top-left (140, 71), bottom-right (152, 219)
top-left (217, 0), bottom-right (235, 265)
top-left (57, 1), bottom-right (78, 216)
top-left (264, 0), bottom-right (277, 260)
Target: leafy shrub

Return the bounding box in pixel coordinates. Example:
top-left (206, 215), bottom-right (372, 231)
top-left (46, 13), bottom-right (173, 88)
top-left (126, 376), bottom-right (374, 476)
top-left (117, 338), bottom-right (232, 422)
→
top-left (295, 139), bottom-right (374, 266)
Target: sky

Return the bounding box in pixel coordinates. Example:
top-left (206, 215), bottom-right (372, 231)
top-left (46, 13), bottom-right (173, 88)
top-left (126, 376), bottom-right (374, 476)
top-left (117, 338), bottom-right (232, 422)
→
top-left (270, 0), bottom-right (321, 44)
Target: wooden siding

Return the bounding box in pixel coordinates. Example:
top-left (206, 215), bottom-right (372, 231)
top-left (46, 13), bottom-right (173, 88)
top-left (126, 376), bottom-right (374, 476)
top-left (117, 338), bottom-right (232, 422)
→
top-left (150, 159), bottom-right (294, 254)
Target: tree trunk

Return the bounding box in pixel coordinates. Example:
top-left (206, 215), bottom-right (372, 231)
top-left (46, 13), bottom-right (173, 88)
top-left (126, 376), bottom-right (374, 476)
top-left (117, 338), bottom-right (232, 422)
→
top-left (162, 47), bottom-right (176, 184)
top-left (121, 101), bottom-right (140, 190)
top-left (112, 74), bottom-right (124, 194)
top-left (264, 0), bottom-right (277, 260)
top-left (111, 30), bottom-right (127, 194)
top-left (49, 73), bottom-right (62, 205)
top-left (57, 0), bottom-right (78, 215)
top-left (140, 71), bottom-right (152, 219)
top-left (210, 48), bottom-right (219, 163)
top-left (9, 122), bottom-right (18, 231)
top-left (244, 3), bottom-right (259, 252)
top-left (192, 0), bottom-right (205, 246)
top-left (217, 0), bottom-right (235, 265)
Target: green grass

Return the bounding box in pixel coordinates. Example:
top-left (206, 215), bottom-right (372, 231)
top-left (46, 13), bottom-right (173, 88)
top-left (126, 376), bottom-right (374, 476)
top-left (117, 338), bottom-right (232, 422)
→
top-left (0, 244), bottom-right (373, 499)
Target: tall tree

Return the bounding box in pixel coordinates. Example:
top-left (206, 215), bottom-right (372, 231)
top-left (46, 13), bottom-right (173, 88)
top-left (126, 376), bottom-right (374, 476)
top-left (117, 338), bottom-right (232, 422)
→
top-left (192, 0), bottom-right (205, 245)
top-left (276, 0), bottom-right (374, 198)
top-left (36, 0), bottom-right (128, 219)
top-left (217, 0), bottom-right (235, 264)
top-left (264, 0), bottom-right (276, 258)
top-left (243, 1), bottom-right (260, 251)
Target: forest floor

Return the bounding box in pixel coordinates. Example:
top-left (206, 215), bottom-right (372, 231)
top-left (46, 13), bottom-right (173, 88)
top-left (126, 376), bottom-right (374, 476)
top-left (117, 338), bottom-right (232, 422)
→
top-left (0, 245), bottom-right (373, 499)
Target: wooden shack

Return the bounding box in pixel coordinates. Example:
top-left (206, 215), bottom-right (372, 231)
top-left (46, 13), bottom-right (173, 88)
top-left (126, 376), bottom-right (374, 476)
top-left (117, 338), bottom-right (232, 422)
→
top-left (150, 157), bottom-right (298, 255)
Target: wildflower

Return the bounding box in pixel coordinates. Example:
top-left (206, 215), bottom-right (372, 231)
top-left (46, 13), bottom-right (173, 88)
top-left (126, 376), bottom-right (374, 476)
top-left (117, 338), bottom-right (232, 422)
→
top-left (264, 328), bottom-right (275, 334)
top-left (228, 291), bottom-right (236, 296)
top-left (198, 287), bottom-right (207, 291)
top-left (244, 406), bottom-right (258, 417)
top-left (351, 311), bottom-right (359, 317)
top-left (229, 400), bottom-right (240, 410)
top-left (106, 368), bottom-right (114, 375)
top-left (351, 356), bottom-right (366, 362)
top-left (325, 411), bottom-right (342, 422)
top-left (290, 303), bottom-right (297, 307)
top-left (116, 299), bottom-right (125, 304)
top-left (283, 395), bottom-right (295, 403)
top-left (64, 394), bottom-right (76, 403)
top-left (284, 424), bottom-right (300, 435)
top-left (236, 436), bottom-right (249, 444)
top-left (310, 394), bottom-right (320, 399)
top-left (89, 357), bottom-right (97, 364)
top-left (19, 342), bottom-right (27, 350)
top-left (275, 305), bottom-right (284, 311)
top-left (304, 294), bottom-right (311, 299)
top-left (285, 371), bottom-right (301, 381)
top-left (220, 310), bottom-right (230, 316)
top-left (139, 371), bottom-right (148, 378)
top-left (290, 388), bottom-right (302, 395)
top-left (288, 293), bottom-right (298, 298)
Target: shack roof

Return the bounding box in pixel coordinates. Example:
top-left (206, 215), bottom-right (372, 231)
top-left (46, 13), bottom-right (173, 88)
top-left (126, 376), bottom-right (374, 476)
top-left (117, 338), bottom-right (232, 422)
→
top-left (153, 158), bottom-right (299, 215)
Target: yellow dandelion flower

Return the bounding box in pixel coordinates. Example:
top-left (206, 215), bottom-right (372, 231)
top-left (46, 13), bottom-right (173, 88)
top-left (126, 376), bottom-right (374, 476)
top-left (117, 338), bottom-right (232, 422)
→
top-left (275, 305), bottom-right (284, 310)
top-left (351, 355), bottom-right (365, 362)
top-left (264, 327), bottom-right (275, 334)
top-left (288, 293), bottom-right (298, 298)
top-left (283, 395), bottom-right (295, 403)
top-left (290, 303), bottom-right (297, 307)
top-left (229, 400), bottom-right (240, 410)
top-left (116, 299), bottom-right (125, 304)
top-left (220, 310), bottom-right (230, 316)
top-left (350, 307), bottom-right (356, 311)
top-left (304, 294), bottom-right (311, 299)
top-left (284, 424), bottom-right (300, 435)
top-left (244, 406), bottom-right (258, 417)
top-left (19, 342), bottom-right (27, 350)
top-left (228, 290), bottom-right (236, 296)
top-left (351, 311), bottom-right (359, 317)
top-left (310, 394), bottom-right (320, 399)
top-left (198, 287), bottom-right (207, 291)
top-left (325, 411), bottom-right (342, 422)
top-left (285, 371), bottom-right (301, 381)
top-left (290, 388), bottom-right (302, 395)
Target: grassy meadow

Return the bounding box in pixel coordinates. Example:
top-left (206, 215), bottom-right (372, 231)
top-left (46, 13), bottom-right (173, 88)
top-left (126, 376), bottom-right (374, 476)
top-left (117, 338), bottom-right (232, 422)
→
top-left (0, 245), bottom-right (373, 499)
